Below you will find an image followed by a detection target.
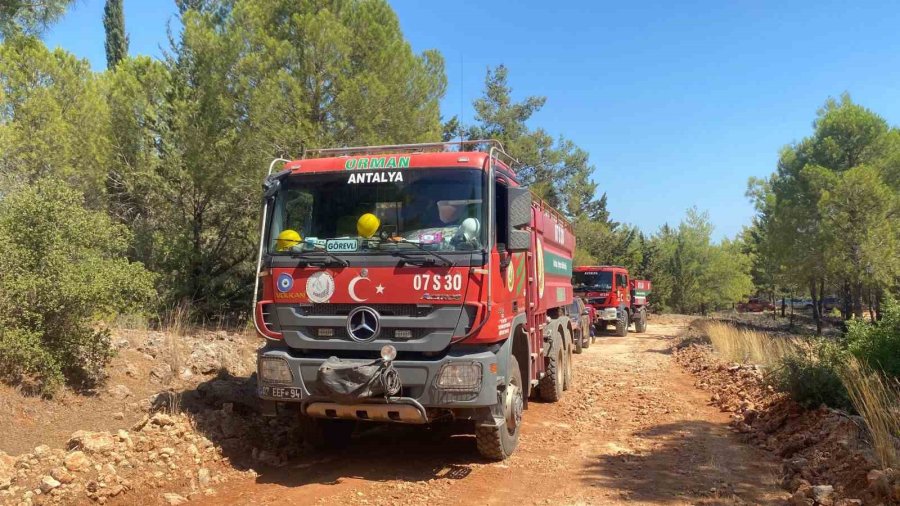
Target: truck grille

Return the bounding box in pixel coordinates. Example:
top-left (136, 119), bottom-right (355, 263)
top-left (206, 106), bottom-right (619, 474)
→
top-left (299, 304), bottom-right (433, 318)
top-left (310, 327), bottom-right (429, 341)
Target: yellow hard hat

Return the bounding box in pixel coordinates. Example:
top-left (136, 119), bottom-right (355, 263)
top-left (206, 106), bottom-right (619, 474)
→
top-left (275, 229), bottom-right (301, 251)
top-left (357, 213), bottom-right (380, 238)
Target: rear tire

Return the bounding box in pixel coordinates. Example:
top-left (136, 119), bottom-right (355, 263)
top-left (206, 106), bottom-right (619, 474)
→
top-left (615, 311), bottom-right (629, 337)
top-left (539, 329), bottom-right (564, 402)
top-left (298, 414), bottom-right (355, 450)
top-left (582, 321), bottom-right (591, 349)
top-left (563, 327), bottom-right (574, 391)
top-left (574, 329), bottom-right (583, 354)
top-left (475, 355), bottom-right (523, 461)
top-left (634, 309), bottom-right (648, 333)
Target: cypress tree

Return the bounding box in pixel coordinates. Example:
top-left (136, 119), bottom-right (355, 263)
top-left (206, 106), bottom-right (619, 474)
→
top-left (103, 0), bottom-right (128, 69)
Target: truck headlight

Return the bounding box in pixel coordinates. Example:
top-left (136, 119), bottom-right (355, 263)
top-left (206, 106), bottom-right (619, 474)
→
top-left (603, 308), bottom-right (618, 319)
top-left (259, 357), bottom-right (293, 384)
top-left (435, 362), bottom-right (482, 392)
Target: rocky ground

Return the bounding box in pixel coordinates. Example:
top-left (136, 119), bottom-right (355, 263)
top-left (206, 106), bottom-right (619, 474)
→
top-left (673, 322), bottom-right (900, 505)
top-left (3, 315), bottom-right (892, 505)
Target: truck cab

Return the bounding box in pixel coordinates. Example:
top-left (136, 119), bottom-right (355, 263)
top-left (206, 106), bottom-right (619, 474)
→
top-left (252, 141), bottom-right (576, 460)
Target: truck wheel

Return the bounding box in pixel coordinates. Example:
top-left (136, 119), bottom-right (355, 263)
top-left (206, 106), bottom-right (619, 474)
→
top-left (573, 329), bottom-right (583, 354)
top-left (298, 414), bottom-right (355, 450)
top-left (634, 309), bottom-right (648, 333)
top-left (582, 322), bottom-right (591, 349)
top-left (476, 355), bottom-right (523, 460)
top-left (563, 327), bottom-right (574, 391)
top-left (539, 329), bottom-right (564, 402)
top-left (615, 311), bottom-right (629, 337)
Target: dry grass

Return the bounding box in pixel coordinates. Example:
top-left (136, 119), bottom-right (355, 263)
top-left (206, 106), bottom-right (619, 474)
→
top-left (840, 358), bottom-right (900, 468)
top-left (701, 321), bottom-right (802, 367)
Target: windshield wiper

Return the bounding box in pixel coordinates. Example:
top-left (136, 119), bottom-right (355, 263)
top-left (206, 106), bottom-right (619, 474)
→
top-left (388, 238), bottom-right (454, 267)
top-left (288, 250), bottom-right (349, 267)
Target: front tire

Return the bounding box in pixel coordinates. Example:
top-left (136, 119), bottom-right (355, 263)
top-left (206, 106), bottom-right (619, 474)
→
top-left (615, 311), bottom-right (629, 337)
top-left (476, 355), bottom-right (523, 460)
top-left (539, 329), bottom-right (564, 402)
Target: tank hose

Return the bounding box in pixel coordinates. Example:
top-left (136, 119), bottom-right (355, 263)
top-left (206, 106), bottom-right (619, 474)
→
top-left (378, 361), bottom-right (402, 398)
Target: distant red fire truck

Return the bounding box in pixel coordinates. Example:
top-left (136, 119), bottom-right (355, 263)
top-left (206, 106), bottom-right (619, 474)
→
top-left (573, 266), bottom-right (651, 336)
top-left (252, 141), bottom-right (576, 460)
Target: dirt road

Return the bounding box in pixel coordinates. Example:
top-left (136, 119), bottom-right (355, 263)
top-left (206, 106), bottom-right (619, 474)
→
top-left (197, 317), bottom-right (786, 505)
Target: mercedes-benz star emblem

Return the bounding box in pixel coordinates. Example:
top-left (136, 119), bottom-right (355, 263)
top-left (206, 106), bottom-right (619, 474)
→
top-left (347, 307), bottom-right (380, 342)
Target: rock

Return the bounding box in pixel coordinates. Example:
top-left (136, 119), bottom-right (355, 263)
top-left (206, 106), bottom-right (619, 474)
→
top-left (789, 491), bottom-right (814, 506)
top-left (113, 412), bottom-right (125, 421)
top-left (867, 469), bottom-right (891, 496)
top-left (219, 416), bottom-right (246, 439)
top-left (162, 492), bottom-right (188, 505)
top-left (150, 363), bottom-right (173, 384)
top-left (159, 448), bottom-right (175, 458)
top-left (39, 476), bottom-right (60, 493)
top-left (0, 450), bottom-right (15, 490)
top-left (33, 445), bottom-right (52, 459)
top-left (50, 467), bottom-right (74, 484)
top-left (190, 344), bottom-right (222, 375)
top-left (124, 362), bottom-right (139, 378)
top-left (64, 451), bottom-right (91, 472)
top-left (68, 431), bottom-right (116, 454)
top-left (116, 430), bottom-right (133, 447)
top-left (198, 468), bottom-right (210, 487)
top-left (811, 484), bottom-right (833, 506)
top-left (151, 413), bottom-right (176, 427)
top-left (108, 384), bottom-right (133, 400)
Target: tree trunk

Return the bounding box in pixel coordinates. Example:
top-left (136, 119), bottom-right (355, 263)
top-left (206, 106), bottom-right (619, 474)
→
top-left (809, 278), bottom-right (822, 336)
top-left (841, 279), bottom-right (852, 321)
top-left (852, 281), bottom-right (864, 319)
top-left (780, 296), bottom-right (786, 317)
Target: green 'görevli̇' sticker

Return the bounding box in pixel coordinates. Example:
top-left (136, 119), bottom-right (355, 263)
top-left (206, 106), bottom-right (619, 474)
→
top-left (345, 156), bottom-right (410, 170)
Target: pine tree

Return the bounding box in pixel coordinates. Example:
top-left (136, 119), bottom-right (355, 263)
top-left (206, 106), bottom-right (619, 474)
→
top-left (103, 0), bottom-right (128, 69)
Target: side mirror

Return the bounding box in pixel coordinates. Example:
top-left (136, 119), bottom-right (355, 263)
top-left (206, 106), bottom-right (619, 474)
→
top-left (582, 309), bottom-right (591, 316)
top-left (507, 187), bottom-right (532, 229)
top-left (263, 168), bottom-right (291, 199)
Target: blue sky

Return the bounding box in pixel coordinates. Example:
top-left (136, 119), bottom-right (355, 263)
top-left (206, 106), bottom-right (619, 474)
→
top-left (44, 0), bottom-right (900, 240)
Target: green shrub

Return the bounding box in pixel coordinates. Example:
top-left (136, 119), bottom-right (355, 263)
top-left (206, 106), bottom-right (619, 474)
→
top-left (846, 298), bottom-right (900, 378)
top-left (771, 341), bottom-right (853, 411)
top-left (0, 180), bottom-right (157, 394)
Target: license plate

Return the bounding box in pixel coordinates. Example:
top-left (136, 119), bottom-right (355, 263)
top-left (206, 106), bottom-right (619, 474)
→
top-left (260, 385), bottom-right (302, 400)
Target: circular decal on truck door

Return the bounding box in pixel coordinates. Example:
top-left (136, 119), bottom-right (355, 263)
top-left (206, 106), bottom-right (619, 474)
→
top-left (306, 271), bottom-right (335, 303)
top-left (276, 273), bottom-right (293, 293)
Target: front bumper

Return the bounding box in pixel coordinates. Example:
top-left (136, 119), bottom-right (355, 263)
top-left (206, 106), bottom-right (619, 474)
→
top-left (257, 345), bottom-right (500, 410)
top-left (593, 307), bottom-right (620, 321)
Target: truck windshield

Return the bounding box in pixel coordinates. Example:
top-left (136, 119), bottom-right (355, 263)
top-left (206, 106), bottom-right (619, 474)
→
top-left (267, 169), bottom-right (484, 255)
top-left (572, 271), bottom-right (613, 291)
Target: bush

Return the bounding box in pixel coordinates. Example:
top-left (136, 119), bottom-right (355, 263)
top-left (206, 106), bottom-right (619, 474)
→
top-left (846, 297), bottom-right (900, 378)
top-left (0, 181), bottom-right (156, 394)
top-left (771, 341), bottom-right (853, 411)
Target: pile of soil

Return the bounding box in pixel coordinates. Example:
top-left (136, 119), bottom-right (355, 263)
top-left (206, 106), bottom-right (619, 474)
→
top-left (0, 328), bottom-right (309, 506)
top-left (673, 330), bottom-right (899, 506)
top-left (0, 375), bottom-right (306, 506)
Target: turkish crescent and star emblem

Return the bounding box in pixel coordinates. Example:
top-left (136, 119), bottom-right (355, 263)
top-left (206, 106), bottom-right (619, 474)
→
top-left (348, 269), bottom-right (385, 302)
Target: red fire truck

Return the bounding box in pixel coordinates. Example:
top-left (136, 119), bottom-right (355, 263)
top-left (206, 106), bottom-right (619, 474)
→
top-left (252, 141), bottom-right (576, 460)
top-left (572, 266), bottom-right (651, 336)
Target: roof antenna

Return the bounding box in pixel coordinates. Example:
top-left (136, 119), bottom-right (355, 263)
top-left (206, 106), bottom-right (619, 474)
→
top-left (459, 52), bottom-right (464, 144)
